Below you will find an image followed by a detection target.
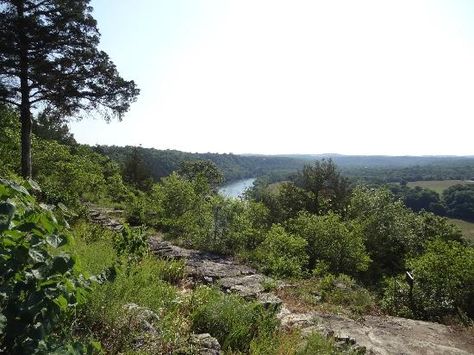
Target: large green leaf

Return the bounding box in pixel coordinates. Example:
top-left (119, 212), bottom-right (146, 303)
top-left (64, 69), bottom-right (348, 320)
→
top-left (29, 249), bottom-right (46, 263)
top-left (0, 178), bottom-right (29, 196)
top-left (46, 234), bottom-right (66, 248)
top-left (0, 313), bottom-right (7, 334)
top-left (27, 179), bottom-right (42, 193)
top-left (51, 255), bottom-right (74, 274)
top-left (0, 201), bottom-right (15, 231)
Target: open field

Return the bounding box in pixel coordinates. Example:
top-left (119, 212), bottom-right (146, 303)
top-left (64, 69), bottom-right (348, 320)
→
top-left (449, 218), bottom-right (474, 243)
top-left (407, 180), bottom-right (474, 194)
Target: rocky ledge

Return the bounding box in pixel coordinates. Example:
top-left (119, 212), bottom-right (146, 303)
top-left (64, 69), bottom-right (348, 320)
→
top-left (149, 236), bottom-right (474, 355)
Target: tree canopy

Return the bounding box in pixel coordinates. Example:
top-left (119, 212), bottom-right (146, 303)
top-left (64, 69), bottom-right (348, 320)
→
top-left (0, 0), bottom-right (139, 177)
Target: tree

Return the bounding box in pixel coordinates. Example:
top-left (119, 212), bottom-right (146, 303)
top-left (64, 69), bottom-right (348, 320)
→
top-left (292, 159), bottom-right (351, 215)
top-left (32, 110), bottom-right (76, 145)
top-left (443, 184), bottom-right (474, 221)
top-left (122, 146), bottom-right (153, 191)
top-left (287, 212), bottom-right (370, 276)
top-left (0, 0), bottom-right (139, 178)
top-left (349, 187), bottom-right (418, 281)
top-left (254, 224), bottom-right (308, 277)
top-left (178, 160), bottom-right (224, 193)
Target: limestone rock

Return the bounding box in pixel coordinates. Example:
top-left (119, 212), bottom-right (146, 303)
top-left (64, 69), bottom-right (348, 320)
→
top-left (190, 333), bottom-right (222, 355)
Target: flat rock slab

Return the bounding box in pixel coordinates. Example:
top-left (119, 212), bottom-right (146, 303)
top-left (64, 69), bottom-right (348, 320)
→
top-left (310, 313), bottom-right (474, 355)
top-left (148, 236), bottom-right (474, 355)
top-left (218, 274), bottom-right (268, 298)
top-left (150, 238), bottom-right (256, 283)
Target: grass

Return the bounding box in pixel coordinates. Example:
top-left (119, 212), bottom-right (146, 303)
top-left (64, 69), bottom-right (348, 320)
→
top-left (276, 275), bottom-right (377, 318)
top-left (449, 218), bottom-right (474, 243)
top-left (66, 220), bottom-right (360, 354)
top-left (250, 329), bottom-right (361, 355)
top-left (190, 286), bottom-right (279, 353)
top-left (65, 220), bottom-right (191, 353)
top-left (407, 180), bottom-right (474, 194)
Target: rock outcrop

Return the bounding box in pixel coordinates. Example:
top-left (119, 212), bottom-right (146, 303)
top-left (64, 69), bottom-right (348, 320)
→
top-left (87, 211), bottom-right (474, 354)
top-left (149, 236), bottom-right (474, 355)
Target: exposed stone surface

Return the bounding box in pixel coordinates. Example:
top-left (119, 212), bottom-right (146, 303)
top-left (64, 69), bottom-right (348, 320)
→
top-left (88, 206), bottom-right (124, 231)
top-left (91, 211), bottom-right (474, 355)
top-left (190, 333), bottom-right (222, 355)
top-left (149, 236), bottom-right (474, 355)
top-left (123, 303), bottom-right (160, 334)
top-left (311, 313), bottom-right (474, 355)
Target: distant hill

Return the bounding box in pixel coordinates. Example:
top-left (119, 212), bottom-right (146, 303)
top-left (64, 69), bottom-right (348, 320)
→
top-left (94, 146), bottom-right (474, 184)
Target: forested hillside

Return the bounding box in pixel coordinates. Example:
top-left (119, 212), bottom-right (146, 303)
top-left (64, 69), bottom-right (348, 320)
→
top-left (95, 146), bottom-right (474, 185)
top-left (95, 145), bottom-right (309, 182)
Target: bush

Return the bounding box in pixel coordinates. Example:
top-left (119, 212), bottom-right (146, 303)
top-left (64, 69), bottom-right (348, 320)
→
top-left (112, 225), bottom-right (149, 262)
top-left (190, 286), bottom-right (279, 353)
top-left (288, 212), bottom-right (370, 275)
top-left (254, 224), bottom-right (308, 277)
top-left (0, 179), bottom-right (92, 353)
top-left (349, 187), bottom-right (419, 281)
top-left (382, 239), bottom-right (474, 322)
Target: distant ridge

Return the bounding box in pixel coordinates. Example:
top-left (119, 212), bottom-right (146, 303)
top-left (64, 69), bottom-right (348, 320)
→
top-left (95, 145), bottom-right (474, 183)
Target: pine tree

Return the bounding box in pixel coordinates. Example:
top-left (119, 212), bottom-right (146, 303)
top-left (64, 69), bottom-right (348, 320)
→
top-left (0, 0), bottom-right (139, 177)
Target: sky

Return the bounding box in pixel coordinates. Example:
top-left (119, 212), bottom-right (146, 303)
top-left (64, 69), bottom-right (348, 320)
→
top-left (69, 0), bottom-right (474, 156)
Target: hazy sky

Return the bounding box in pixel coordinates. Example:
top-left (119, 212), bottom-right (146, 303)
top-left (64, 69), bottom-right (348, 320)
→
top-left (70, 0), bottom-right (474, 155)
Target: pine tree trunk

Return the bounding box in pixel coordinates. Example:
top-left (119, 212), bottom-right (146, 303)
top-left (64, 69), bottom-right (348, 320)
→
top-left (20, 103), bottom-right (32, 178)
top-left (17, 0), bottom-right (32, 178)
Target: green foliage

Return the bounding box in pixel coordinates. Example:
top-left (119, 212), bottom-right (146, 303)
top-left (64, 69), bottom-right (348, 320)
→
top-left (380, 275), bottom-right (415, 319)
top-left (389, 184), bottom-right (444, 214)
top-left (293, 159), bottom-right (352, 216)
top-left (0, 105), bottom-right (20, 177)
top-left (66, 221), bottom-right (117, 276)
top-left (262, 182), bottom-right (313, 223)
top-left (97, 145), bottom-right (309, 183)
top-left (393, 240), bottom-right (473, 321)
top-left (32, 140), bottom-right (128, 208)
top-left (411, 212), bottom-right (464, 252)
top-left (68, 220), bottom-right (188, 353)
top-left (190, 286), bottom-right (279, 353)
top-left (112, 225), bottom-right (149, 262)
top-left (382, 240), bottom-right (474, 322)
top-left (152, 172), bottom-right (213, 246)
top-left (288, 212), bottom-right (370, 275)
top-left (319, 274), bottom-right (375, 316)
top-left (124, 191), bottom-right (151, 226)
top-left (146, 173), bottom-right (269, 255)
top-left (349, 187), bottom-right (419, 281)
top-left (81, 257), bottom-right (186, 353)
top-left (178, 159), bottom-right (224, 192)
top-left (0, 179), bottom-right (90, 353)
top-left (443, 184), bottom-right (474, 221)
top-left (32, 111), bottom-right (76, 146)
top-left (122, 146), bottom-right (153, 191)
top-left (254, 224), bottom-right (308, 277)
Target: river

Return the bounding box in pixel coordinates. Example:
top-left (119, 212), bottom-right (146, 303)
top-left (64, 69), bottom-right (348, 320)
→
top-left (219, 178), bottom-right (256, 198)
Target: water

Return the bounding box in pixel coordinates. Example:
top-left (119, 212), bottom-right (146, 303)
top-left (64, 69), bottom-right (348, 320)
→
top-left (219, 178), bottom-right (256, 198)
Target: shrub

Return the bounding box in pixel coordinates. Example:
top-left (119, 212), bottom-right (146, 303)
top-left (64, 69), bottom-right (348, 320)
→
top-left (382, 239), bottom-right (474, 322)
top-left (349, 187), bottom-right (419, 281)
top-left (254, 224), bottom-right (308, 278)
top-left (0, 179), bottom-right (92, 353)
top-left (112, 225), bottom-right (149, 262)
top-left (288, 212), bottom-right (370, 275)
